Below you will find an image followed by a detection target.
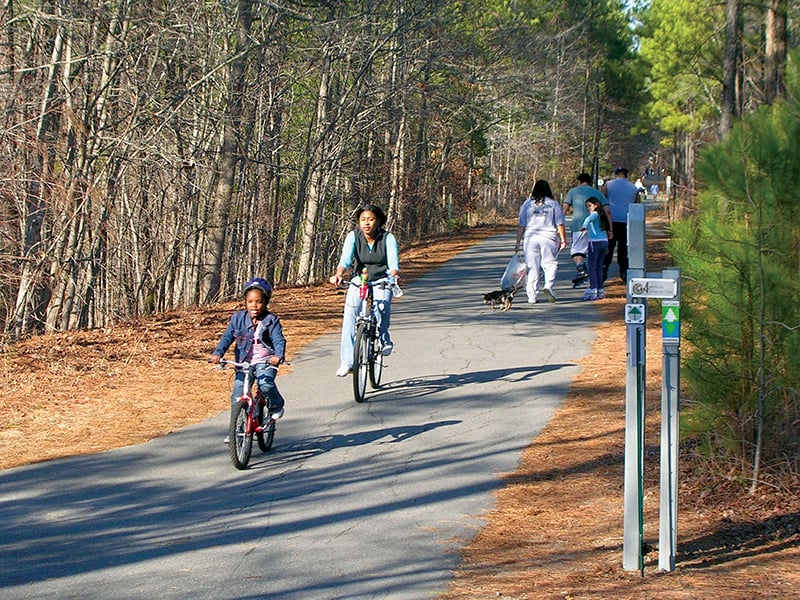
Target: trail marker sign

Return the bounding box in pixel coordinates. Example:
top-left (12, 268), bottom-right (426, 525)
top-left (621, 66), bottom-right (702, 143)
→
top-left (662, 301), bottom-right (680, 343)
top-left (625, 303), bottom-right (646, 324)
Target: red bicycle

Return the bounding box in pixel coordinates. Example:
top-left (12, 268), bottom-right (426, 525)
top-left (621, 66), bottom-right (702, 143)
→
top-left (344, 271), bottom-right (403, 403)
top-left (216, 358), bottom-right (276, 469)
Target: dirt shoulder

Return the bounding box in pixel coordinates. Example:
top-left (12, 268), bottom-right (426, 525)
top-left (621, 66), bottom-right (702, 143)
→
top-left (1, 219), bottom-right (797, 598)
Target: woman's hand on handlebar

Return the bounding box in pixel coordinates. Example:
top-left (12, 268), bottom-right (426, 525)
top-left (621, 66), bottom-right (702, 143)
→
top-left (329, 268), bottom-right (346, 287)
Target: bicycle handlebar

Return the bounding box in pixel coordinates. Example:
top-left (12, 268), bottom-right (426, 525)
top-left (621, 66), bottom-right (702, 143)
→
top-left (215, 358), bottom-right (287, 370)
top-left (333, 275), bottom-right (404, 296)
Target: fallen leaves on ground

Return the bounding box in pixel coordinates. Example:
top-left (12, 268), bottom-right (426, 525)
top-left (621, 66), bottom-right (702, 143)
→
top-left (1, 217), bottom-right (797, 598)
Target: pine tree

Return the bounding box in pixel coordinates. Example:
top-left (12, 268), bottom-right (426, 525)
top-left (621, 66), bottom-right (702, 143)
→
top-left (669, 50), bottom-right (800, 490)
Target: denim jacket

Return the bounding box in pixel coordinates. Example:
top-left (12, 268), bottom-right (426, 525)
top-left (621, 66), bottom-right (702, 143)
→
top-left (212, 310), bottom-right (286, 363)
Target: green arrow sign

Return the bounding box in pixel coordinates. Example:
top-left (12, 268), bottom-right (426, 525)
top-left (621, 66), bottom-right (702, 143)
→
top-left (662, 301), bottom-right (680, 340)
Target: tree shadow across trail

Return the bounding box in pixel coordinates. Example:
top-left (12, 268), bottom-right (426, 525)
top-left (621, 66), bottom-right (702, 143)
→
top-left (677, 511), bottom-right (800, 570)
top-left (366, 363), bottom-right (573, 402)
top-left (272, 420), bottom-right (462, 463)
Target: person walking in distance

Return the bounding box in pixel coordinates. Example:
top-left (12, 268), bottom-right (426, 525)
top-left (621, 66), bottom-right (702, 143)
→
top-left (514, 180), bottom-right (567, 303)
top-left (561, 173), bottom-right (612, 287)
top-left (601, 166), bottom-right (640, 284)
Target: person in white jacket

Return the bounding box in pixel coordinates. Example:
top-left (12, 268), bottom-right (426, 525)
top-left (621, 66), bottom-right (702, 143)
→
top-left (514, 180), bottom-right (567, 304)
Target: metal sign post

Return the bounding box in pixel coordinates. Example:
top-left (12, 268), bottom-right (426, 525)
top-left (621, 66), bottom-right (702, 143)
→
top-left (623, 204), bottom-right (646, 573)
top-left (659, 269), bottom-right (681, 572)
top-left (622, 205), bottom-right (683, 573)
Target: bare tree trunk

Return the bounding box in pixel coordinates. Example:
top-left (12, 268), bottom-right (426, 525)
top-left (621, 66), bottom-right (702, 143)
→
top-left (11, 3), bottom-right (65, 338)
top-left (750, 204), bottom-right (768, 493)
top-left (201, 0), bottom-right (252, 303)
top-left (386, 11), bottom-right (407, 231)
top-left (295, 47), bottom-right (332, 285)
top-left (721, 0), bottom-right (742, 137)
top-left (764, 0), bottom-right (787, 103)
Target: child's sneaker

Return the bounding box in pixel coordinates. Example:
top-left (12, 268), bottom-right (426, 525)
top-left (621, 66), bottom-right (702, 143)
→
top-left (268, 407), bottom-right (284, 421)
top-left (597, 289), bottom-right (605, 299)
top-left (582, 288), bottom-right (597, 301)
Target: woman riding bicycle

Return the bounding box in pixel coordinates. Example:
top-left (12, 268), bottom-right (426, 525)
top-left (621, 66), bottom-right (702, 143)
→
top-left (209, 278), bottom-right (286, 421)
top-left (330, 204), bottom-right (400, 377)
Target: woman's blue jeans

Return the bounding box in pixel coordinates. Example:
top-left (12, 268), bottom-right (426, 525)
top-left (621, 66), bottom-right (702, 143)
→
top-left (339, 278), bottom-right (393, 368)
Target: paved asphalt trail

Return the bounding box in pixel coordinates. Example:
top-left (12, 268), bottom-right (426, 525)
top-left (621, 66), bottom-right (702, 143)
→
top-left (0, 231), bottom-right (605, 599)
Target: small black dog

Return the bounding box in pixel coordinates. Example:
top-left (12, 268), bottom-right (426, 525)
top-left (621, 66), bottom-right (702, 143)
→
top-left (483, 289), bottom-right (514, 311)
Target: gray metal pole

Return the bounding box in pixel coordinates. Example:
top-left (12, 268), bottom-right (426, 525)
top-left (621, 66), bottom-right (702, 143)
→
top-left (623, 204), bottom-right (646, 573)
top-left (659, 269), bottom-right (681, 571)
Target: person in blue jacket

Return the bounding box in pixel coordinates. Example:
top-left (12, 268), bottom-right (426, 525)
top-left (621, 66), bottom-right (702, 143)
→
top-left (210, 278), bottom-right (286, 426)
top-left (579, 197), bottom-right (611, 301)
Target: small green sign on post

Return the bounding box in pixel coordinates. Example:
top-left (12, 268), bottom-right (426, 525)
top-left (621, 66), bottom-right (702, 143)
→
top-left (662, 301), bottom-right (680, 343)
top-left (625, 303), bottom-right (646, 324)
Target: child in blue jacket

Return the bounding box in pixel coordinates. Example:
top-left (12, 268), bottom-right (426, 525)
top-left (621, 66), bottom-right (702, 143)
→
top-left (210, 278), bottom-right (286, 424)
top-left (580, 198), bottom-right (611, 301)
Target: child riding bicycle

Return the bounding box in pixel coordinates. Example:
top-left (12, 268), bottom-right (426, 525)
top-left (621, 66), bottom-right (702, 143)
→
top-left (210, 278), bottom-right (287, 434)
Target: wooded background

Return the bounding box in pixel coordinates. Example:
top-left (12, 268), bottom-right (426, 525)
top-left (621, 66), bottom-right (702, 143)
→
top-left (0, 0), bottom-right (645, 338)
top-left (1, 0), bottom-right (795, 340)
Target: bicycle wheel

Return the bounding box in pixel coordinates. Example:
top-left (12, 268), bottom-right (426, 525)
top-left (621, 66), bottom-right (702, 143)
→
top-left (353, 322), bottom-right (369, 403)
top-left (228, 400), bottom-right (253, 470)
top-left (256, 409), bottom-right (275, 452)
top-left (368, 330), bottom-right (384, 389)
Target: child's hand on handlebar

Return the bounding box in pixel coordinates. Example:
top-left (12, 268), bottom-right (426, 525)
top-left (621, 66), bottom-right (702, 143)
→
top-left (209, 354), bottom-right (221, 364)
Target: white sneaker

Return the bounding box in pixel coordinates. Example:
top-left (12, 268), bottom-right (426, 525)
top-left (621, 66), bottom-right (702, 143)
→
top-left (381, 343), bottom-right (393, 357)
top-left (527, 298), bottom-right (537, 304)
top-left (269, 407), bottom-right (284, 421)
top-left (336, 364), bottom-right (351, 377)
top-left (542, 287), bottom-right (556, 302)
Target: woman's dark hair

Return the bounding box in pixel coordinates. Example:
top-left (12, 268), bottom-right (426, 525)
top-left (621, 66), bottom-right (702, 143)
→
top-left (586, 198), bottom-right (611, 231)
top-left (354, 204), bottom-right (387, 228)
top-left (531, 180), bottom-right (553, 200)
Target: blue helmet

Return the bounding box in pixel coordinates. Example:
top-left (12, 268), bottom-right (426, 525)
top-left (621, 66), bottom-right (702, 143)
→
top-left (243, 277), bottom-right (272, 302)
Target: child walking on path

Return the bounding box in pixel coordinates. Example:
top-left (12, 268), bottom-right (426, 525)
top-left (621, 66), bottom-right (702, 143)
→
top-left (580, 198), bottom-right (610, 301)
top-left (210, 278), bottom-right (287, 431)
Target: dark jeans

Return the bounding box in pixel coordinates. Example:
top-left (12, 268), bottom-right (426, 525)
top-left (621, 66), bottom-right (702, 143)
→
top-left (604, 222), bottom-right (628, 282)
top-left (231, 363), bottom-right (284, 410)
top-left (587, 240), bottom-right (608, 290)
